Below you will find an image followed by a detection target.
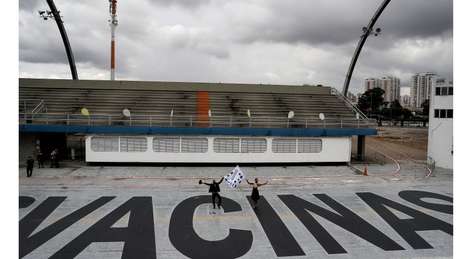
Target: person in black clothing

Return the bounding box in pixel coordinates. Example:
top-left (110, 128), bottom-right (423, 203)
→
top-left (199, 177), bottom-right (224, 209)
top-left (37, 149), bottom-right (44, 168)
top-left (26, 156), bottom-right (34, 177)
top-left (247, 178), bottom-right (268, 209)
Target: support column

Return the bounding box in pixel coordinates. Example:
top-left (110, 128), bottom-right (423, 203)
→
top-left (357, 135), bottom-right (366, 161)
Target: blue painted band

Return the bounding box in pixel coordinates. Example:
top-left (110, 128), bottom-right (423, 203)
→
top-left (19, 124), bottom-right (377, 136)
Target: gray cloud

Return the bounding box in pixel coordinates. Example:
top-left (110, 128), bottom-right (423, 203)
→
top-left (19, 0), bottom-right (453, 95)
top-left (231, 0), bottom-right (453, 46)
top-left (19, 0), bottom-right (42, 11)
top-left (147, 0), bottom-right (211, 9)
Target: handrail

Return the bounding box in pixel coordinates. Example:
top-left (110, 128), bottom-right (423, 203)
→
top-left (19, 112), bottom-right (374, 129)
top-left (330, 88), bottom-right (369, 120)
top-left (31, 100), bottom-right (46, 114)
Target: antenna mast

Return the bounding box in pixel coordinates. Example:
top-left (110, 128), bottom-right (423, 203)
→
top-left (109, 0), bottom-right (118, 80)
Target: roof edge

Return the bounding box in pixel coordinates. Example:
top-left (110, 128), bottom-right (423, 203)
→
top-left (19, 78), bottom-right (332, 95)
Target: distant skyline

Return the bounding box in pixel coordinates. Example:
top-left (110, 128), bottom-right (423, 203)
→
top-left (19, 0), bottom-right (453, 95)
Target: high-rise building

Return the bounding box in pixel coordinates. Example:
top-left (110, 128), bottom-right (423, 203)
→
top-left (364, 78), bottom-right (379, 91)
top-left (380, 76), bottom-right (400, 103)
top-left (410, 72), bottom-right (437, 108)
top-left (364, 76), bottom-right (400, 103)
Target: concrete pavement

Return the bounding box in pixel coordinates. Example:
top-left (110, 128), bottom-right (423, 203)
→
top-left (19, 164), bottom-right (453, 258)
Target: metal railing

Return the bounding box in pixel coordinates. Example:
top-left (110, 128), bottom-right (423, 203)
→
top-left (19, 112), bottom-right (375, 129)
top-left (21, 99), bottom-right (47, 123)
top-left (330, 88), bottom-right (369, 120)
top-left (21, 99), bottom-right (45, 113)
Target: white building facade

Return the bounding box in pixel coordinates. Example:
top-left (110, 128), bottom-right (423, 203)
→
top-left (427, 78), bottom-right (453, 169)
top-left (86, 135), bottom-right (352, 163)
top-left (411, 72), bottom-right (437, 108)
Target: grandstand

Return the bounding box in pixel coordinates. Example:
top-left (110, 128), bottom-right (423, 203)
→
top-left (19, 78), bottom-right (376, 163)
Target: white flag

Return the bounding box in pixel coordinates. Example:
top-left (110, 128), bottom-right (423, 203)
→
top-left (224, 165), bottom-right (245, 188)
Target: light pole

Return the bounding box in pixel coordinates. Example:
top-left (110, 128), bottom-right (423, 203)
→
top-left (39, 0), bottom-right (78, 80)
top-left (342, 0), bottom-right (391, 96)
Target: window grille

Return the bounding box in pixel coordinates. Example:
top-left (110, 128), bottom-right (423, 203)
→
top-left (272, 139), bottom-right (297, 153)
top-left (241, 138), bottom-right (267, 153)
top-left (181, 138), bottom-right (208, 153)
top-left (298, 139), bottom-right (322, 153)
top-left (440, 109), bottom-right (446, 118)
top-left (214, 138), bottom-right (240, 153)
top-left (153, 137), bottom-right (180, 153)
top-left (120, 137), bottom-right (147, 152)
top-left (91, 136), bottom-right (119, 152)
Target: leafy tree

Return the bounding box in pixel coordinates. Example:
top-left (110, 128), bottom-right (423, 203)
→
top-left (357, 87), bottom-right (385, 115)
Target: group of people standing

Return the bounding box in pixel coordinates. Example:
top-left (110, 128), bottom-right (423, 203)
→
top-left (25, 148), bottom-right (59, 177)
top-left (199, 175), bottom-right (268, 210)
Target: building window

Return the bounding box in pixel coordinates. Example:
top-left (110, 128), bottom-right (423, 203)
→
top-left (241, 138), bottom-right (267, 153)
top-left (448, 87), bottom-right (453, 95)
top-left (181, 138), bottom-right (208, 153)
top-left (153, 137), bottom-right (180, 152)
top-left (447, 109), bottom-right (453, 118)
top-left (91, 136), bottom-right (119, 152)
top-left (272, 139), bottom-right (297, 153)
top-left (298, 139), bottom-right (322, 153)
top-left (434, 109), bottom-right (440, 118)
top-left (120, 137), bottom-right (147, 152)
top-left (441, 87), bottom-right (448, 96)
top-left (435, 87), bottom-right (441, 96)
top-left (214, 138), bottom-right (240, 153)
top-left (440, 109), bottom-right (446, 118)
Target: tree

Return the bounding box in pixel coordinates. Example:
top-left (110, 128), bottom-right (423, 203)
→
top-left (357, 87), bottom-right (385, 115)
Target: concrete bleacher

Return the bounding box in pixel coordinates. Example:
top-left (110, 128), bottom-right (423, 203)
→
top-left (19, 78), bottom-right (371, 128)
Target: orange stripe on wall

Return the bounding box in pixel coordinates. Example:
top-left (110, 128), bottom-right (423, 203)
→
top-left (196, 91), bottom-right (209, 127)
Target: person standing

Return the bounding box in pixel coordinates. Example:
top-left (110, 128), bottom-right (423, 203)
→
top-left (54, 148), bottom-right (60, 168)
top-left (37, 149), bottom-right (44, 168)
top-left (247, 178), bottom-right (268, 209)
top-left (50, 148), bottom-right (59, 168)
top-left (26, 156), bottom-right (34, 177)
top-left (199, 177), bottom-right (224, 210)
top-left (50, 149), bottom-right (56, 168)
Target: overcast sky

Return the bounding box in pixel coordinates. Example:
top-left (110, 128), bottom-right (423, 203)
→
top-left (19, 0), bottom-right (453, 94)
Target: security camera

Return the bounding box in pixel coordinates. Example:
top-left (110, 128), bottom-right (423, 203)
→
top-left (375, 28), bottom-right (381, 33)
top-left (38, 10), bottom-right (45, 15)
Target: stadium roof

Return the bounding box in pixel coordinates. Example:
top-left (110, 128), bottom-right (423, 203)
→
top-left (19, 78), bottom-right (330, 95)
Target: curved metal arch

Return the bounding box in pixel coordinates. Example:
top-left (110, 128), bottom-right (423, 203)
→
top-left (342, 0), bottom-right (391, 95)
top-left (46, 0), bottom-right (78, 80)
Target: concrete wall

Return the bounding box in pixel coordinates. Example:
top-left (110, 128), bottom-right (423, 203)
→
top-left (86, 135), bottom-right (351, 163)
top-left (19, 133), bottom-right (38, 165)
